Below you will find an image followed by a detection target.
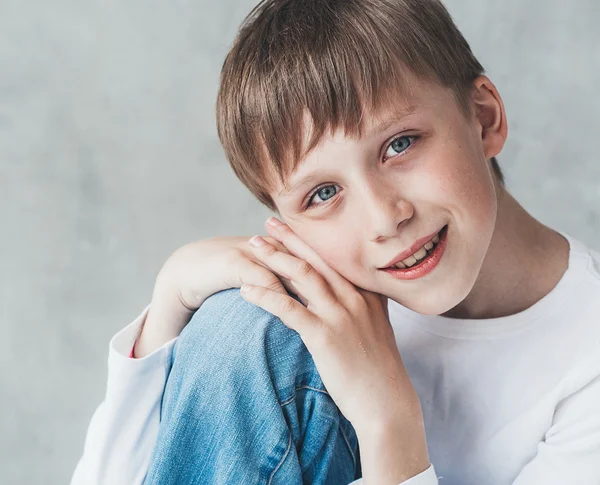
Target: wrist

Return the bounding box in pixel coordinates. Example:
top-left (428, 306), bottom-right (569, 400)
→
top-left (356, 417), bottom-right (430, 485)
top-left (353, 385), bottom-right (423, 438)
top-left (133, 297), bottom-right (194, 358)
top-left (354, 396), bottom-right (429, 484)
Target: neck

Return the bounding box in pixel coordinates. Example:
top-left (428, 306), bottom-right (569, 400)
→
top-left (441, 185), bottom-right (570, 320)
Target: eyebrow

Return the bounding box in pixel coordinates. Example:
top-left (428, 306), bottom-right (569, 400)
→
top-left (278, 103), bottom-right (418, 197)
top-left (366, 103), bottom-right (418, 138)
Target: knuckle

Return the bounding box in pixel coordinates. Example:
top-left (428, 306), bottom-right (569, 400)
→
top-left (280, 297), bottom-right (297, 314)
top-left (295, 260), bottom-right (314, 278)
top-left (264, 275), bottom-right (284, 293)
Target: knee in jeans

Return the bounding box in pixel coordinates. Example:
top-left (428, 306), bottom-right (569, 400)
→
top-left (171, 288), bottom-right (319, 402)
top-left (174, 288), bottom-right (299, 364)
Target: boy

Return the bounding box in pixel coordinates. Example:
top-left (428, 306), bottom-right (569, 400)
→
top-left (72, 0), bottom-right (600, 484)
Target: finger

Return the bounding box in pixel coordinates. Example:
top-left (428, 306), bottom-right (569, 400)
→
top-left (239, 283), bottom-right (320, 343)
top-left (264, 218), bottom-right (356, 297)
top-left (259, 236), bottom-right (306, 301)
top-left (220, 254), bottom-right (285, 297)
top-left (238, 259), bottom-right (288, 295)
top-left (248, 235), bottom-right (339, 315)
top-left (262, 235), bottom-right (292, 255)
top-left (245, 259), bottom-right (309, 306)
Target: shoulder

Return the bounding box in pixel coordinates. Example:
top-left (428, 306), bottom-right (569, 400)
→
top-left (553, 234), bottom-right (600, 402)
top-left (565, 231), bottom-right (600, 289)
top-left (557, 231), bottom-right (600, 313)
top-left (584, 246), bottom-right (600, 286)
top-left (545, 232), bottom-right (600, 369)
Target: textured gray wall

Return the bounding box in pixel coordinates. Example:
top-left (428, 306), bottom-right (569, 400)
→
top-left (1, 0), bottom-right (598, 483)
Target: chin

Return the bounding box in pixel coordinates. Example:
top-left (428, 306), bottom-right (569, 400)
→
top-left (387, 278), bottom-right (473, 316)
top-left (402, 298), bottom-right (459, 316)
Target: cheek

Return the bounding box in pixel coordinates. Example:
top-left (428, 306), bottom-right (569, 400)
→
top-left (430, 142), bottom-right (497, 245)
top-left (301, 231), bottom-right (366, 283)
top-left (440, 157), bottom-right (493, 206)
top-left (431, 122), bottom-right (495, 198)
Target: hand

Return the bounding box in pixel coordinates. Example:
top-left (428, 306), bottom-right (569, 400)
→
top-left (243, 218), bottom-right (430, 483)
top-left (239, 217), bottom-right (422, 434)
top-left (134, 235), bottom-right (307, 357)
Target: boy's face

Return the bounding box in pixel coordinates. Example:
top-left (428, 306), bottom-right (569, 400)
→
top-left (269, 74), bottom-right (504, 315)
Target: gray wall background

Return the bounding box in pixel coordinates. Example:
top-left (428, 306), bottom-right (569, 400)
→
top-left (1, 0), bottom-right (598, 483)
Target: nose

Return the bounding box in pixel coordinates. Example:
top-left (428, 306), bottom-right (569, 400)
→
top-left (362, 183), bottom-right (414, 243)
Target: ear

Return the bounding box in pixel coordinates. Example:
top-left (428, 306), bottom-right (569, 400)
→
top-left (471, 75), bottom-right (508, 159)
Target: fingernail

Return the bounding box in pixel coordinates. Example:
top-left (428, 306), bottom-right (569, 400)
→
top-left (241, 284), bottom-right (253, 293)
top-left (266, 217), bottom-right (284, 227)
top-left (249, 235), bottom-right (265, 247)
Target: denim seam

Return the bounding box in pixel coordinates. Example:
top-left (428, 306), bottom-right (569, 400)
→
top-left (279, 385), bottom-right (330, 406)
top-left (338, 419), bottom-right (357, 472)
top-left (267, 431), bottom-right (292, 485)
top-left (279, 385), bottom-right (357, 476)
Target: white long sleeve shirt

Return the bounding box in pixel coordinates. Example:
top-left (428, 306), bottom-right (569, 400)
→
top-left (72, 230), bottom-right (600, 484)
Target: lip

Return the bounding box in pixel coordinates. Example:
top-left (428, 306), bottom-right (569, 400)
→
top-left (379, 226), bottom-right (445, 269)
top-left (379, 225), bottom-right (448, 280)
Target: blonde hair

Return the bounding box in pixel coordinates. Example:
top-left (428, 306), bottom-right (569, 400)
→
top-left (216, 0), bottom-right (504, 211)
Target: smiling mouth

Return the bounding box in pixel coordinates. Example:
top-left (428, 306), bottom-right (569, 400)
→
top-left (377, 224), bottom-right (448, 281)
top-left (383, 225), bottom-right (447, 270)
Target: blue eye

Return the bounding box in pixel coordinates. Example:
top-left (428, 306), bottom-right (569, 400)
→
top-left (383, 135), bottom-right (417, 160)
top-left (305, 184), bottom-right (339, 209)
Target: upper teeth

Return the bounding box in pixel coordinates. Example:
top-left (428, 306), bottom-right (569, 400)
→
top-left (391, 231), bottom-right (441, 269)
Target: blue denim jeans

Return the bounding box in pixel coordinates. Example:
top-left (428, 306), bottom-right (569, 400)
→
top-left (143, 288), bottom-right (362, 484)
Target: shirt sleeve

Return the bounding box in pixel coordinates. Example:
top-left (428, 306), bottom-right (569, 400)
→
top-left (347, 464), bottom-right (439, 485)
top-left (513, 354), bottom-right (600, 484)
top-left (70, 304), bottom-right (178, 485)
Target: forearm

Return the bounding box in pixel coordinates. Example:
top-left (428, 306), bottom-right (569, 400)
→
top-left (133, 306), bottom-right (188, 357)
top-left (355, 406), bottom-right (430, 485)
top-left (134, 284), bottom-right (195, 358)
